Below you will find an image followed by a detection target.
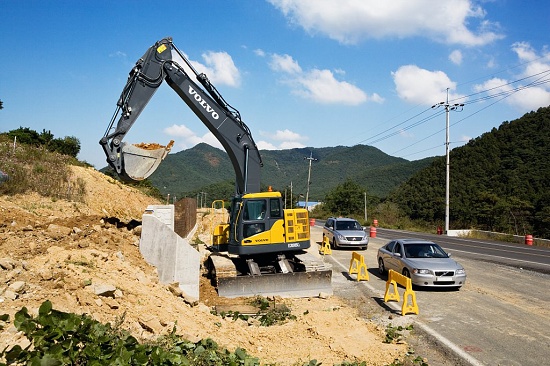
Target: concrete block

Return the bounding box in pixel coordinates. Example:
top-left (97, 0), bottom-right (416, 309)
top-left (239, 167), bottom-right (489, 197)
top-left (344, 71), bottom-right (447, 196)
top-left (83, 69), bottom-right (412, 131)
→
top-left (140, 214), bottom-right (200, 299)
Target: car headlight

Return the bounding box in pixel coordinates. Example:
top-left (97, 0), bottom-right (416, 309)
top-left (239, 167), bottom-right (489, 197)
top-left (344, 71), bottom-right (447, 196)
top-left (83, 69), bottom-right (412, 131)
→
top-left (413, 269), bottom-right (432, 275)
top-left (336, 233), bottom-right (346, 240)
top-left (455, 268), bottom-right (466, 275)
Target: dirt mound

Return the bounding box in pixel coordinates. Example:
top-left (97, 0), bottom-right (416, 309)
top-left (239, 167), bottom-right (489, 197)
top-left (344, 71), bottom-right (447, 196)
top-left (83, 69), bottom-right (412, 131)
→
top-left (0, 166), bottom-right (407, 365)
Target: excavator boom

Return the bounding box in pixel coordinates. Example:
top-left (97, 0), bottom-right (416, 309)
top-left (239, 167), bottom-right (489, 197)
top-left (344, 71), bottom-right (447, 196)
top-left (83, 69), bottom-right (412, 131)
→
top-left (100, 37), bottom-right (261, 194)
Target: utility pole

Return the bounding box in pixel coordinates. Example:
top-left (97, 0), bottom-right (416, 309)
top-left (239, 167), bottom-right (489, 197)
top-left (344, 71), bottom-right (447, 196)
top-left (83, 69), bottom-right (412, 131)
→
top-left (199, 191), bottom-right (207, 208)
top-left (364, 192), bottom-right (367, 223)
top-left (432, 89), bottom-right (464, 234)
top-left (290, 181), bottom-right (293, 208)
top-left (304, 152), bottom-right (317, 209)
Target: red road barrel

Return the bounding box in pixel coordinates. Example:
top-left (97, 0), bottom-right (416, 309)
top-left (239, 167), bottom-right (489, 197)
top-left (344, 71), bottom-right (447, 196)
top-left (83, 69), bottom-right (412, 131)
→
top-left (369, 226), bottom-right (377, 238)
top-left (373, 219), bottom-right (378, 227)
top-left (525, 234), bottom-right (533, 246)
top-left (309, 218), bottom-right (316, 226)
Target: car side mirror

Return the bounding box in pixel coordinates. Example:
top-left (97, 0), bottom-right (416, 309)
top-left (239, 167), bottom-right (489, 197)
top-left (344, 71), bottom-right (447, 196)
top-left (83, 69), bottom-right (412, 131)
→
top-left (394, 252), bottom-right (401, 257)
top-left (447, 253), bottom-right (452, 257)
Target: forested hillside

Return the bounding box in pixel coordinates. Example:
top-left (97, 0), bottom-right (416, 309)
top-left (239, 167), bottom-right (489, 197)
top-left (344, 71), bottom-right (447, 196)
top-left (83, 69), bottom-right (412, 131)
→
top-left (147, 144), bottom-right (435, 200)
top-left (389, 105), bottom-right (550, 238)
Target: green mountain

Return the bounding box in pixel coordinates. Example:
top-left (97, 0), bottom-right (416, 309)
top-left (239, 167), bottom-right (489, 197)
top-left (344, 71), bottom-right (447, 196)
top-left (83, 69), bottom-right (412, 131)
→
top-left (148, 144), bottom-right (435, 200)
top-left (389, 105), bottom-right (550, 238)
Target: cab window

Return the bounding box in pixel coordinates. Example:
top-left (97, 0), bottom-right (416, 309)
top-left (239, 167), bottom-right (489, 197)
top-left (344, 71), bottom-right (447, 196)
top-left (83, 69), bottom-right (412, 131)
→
top-left (243, 199), bottom-right (266, 220)
top-left (269, 198), bottom-right (282, 218)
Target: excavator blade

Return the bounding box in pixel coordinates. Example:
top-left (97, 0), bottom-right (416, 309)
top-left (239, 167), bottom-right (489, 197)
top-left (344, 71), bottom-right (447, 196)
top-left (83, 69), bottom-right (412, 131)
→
top-left (120, 141), bottom-right (174, 181)
top-left (216, 270), bottom-right (333, 298)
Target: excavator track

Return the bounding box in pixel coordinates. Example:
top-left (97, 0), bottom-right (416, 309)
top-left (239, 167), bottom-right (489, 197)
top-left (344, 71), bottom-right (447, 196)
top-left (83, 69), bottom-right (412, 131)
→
top-left (207, 252), bottom-right (332, 298)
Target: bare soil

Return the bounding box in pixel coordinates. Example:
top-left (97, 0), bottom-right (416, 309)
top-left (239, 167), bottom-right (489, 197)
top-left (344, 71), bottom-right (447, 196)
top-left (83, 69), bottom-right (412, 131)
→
top-left (0, 166), bottom-right (408, 365)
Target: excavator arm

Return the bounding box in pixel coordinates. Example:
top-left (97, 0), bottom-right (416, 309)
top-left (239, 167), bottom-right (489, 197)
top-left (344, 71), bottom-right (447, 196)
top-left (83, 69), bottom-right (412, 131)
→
top-left (100, 37), bottom-right (262, 195)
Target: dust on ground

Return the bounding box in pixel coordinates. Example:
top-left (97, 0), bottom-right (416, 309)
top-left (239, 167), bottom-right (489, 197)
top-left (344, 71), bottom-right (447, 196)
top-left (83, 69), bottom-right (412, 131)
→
top-left (1, 165), bottom-right (410, 365)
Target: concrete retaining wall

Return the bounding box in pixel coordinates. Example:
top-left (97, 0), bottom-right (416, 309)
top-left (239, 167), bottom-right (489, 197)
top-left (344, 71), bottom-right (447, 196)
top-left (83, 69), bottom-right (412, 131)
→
top-left (140, 207), bottom-right (200, 299)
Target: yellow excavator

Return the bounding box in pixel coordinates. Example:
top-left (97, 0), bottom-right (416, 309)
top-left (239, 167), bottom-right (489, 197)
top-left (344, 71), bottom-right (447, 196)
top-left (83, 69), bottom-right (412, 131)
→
top-left (100, 37), bottom-right (332, 297)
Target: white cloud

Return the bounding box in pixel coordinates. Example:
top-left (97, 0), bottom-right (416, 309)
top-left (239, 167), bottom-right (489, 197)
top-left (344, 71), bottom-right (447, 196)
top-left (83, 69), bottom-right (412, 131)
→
top-left (254, 49), bottom-right (266, 57)
top-left (164, 124), bottom-right (307, 151)
top-left (269, 54), bottom-right (302, 74)
top-left (370, 93), bottom-right (385, 104)
top-left (268, 53), bottom-right (371, 105)
top-left (474, 77), bottom-right (550, 111)
top-left (163, 124), bottom-right (223, 150)
top-left (189, 51), bottom-right (241, 87)
top-left (268, 0), bottom-right (503, 46)
top-left (459, 134), bottom-right (472, 143)
top-left (256, 141), bottom-right (278, 150)
top-left (449, 50), bottom-right (463, 65)
top-left (295, 69), bottom-right (368, 105)
top-left (473, 43), bottom-right (550, 111)
top-left (512, 42), bottom-right (550, 77)
top-left (109, 51), bottom-right (127, 59)
top-left (392, 65), bottom-right (464, 105)
top-left (257, 129), bottom-right (308, 149)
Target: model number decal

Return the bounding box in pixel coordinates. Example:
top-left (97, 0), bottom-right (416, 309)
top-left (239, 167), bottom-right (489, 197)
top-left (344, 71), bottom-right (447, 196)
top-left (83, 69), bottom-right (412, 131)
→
top-left (288, 243), bottom-right (300, 248)
top-left (188, 86), bottom-right (219, 120)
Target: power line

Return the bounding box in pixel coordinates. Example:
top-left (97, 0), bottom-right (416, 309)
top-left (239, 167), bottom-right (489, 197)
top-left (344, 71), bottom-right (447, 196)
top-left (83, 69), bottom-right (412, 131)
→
top-left (362, 69), bottom-right (550, 155)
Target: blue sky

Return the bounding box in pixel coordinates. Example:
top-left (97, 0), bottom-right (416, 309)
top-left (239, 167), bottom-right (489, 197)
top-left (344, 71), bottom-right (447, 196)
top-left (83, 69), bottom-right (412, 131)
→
top-left (1, 0), bottom-right (549, 169)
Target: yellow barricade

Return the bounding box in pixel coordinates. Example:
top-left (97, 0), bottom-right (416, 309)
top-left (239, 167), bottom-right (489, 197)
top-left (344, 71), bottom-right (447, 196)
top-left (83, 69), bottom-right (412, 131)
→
top-left (384, 269), bottom-right (419, 316)
top-left (319, 236), bottom-right (332, 255)
top-left (348, 252), bottom-right (369, 281)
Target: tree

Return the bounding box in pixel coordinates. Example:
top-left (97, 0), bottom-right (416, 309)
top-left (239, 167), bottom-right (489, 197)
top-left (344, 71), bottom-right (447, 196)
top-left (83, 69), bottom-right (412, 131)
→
top-left (8, 127), bottom-right (41, 145)
top-left (323, 178), bottom-right (365, 217)
top-left (0, 99), bottom-right (3, 110)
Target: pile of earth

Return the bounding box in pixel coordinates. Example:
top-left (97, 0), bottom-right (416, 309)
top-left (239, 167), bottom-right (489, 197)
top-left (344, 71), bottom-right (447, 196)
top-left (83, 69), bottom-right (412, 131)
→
top-left (0, 165), bottom-right (408, 365)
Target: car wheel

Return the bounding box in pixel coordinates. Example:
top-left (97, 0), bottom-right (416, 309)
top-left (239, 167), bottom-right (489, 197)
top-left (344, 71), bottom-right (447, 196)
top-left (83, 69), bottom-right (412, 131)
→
top-left (402, 268), bottom-right (411, 278)
top-left (378, 258), bottom-right (386, 274)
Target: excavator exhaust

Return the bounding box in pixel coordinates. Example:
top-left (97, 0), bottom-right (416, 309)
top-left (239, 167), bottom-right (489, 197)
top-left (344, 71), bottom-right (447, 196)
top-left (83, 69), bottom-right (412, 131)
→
top-left (120, 141), bottom-right (174, 180)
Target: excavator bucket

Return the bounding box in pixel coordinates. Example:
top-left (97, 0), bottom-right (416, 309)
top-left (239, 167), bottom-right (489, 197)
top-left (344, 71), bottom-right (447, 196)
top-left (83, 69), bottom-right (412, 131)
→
top-left (120, 140), bottom-right (174, 180)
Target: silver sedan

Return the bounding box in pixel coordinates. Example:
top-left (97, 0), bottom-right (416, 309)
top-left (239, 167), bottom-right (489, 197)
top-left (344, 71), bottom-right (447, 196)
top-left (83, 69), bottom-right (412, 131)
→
top-left (377, 239), bottom-right (466, 288)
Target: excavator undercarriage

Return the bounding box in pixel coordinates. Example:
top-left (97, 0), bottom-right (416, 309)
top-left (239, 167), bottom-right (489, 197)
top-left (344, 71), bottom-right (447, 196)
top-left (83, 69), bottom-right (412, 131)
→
top-left (206, 251), bottom-right (332, 298)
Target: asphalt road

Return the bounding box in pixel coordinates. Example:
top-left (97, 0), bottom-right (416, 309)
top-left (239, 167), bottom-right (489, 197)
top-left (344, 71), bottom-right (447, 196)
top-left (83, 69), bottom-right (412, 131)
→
top-left (310, 224), bottom-right (550, 366)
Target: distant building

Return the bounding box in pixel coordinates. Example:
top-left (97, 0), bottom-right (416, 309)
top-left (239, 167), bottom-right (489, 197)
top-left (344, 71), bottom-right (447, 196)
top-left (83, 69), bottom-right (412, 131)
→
top-left (297, 201), bottom-right (321, 211)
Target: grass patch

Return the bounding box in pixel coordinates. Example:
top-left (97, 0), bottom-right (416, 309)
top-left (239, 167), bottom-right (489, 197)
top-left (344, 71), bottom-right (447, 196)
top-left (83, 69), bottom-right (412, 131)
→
top-left (0, 137), bottom-right (86, 202)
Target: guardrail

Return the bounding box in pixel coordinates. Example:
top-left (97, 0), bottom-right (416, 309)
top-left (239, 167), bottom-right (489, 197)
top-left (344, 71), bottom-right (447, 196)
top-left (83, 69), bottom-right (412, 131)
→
top-left (384, 269), bottom-right (419, 316)
top-left (348, 251), bottom-right (369, 281)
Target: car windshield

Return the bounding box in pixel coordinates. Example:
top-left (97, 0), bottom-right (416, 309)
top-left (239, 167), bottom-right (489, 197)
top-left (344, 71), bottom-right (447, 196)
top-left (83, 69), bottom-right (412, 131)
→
top-left (403, 243), bottom-right (448, 258)
top-left (335, 221), bottom-right (361, 230)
